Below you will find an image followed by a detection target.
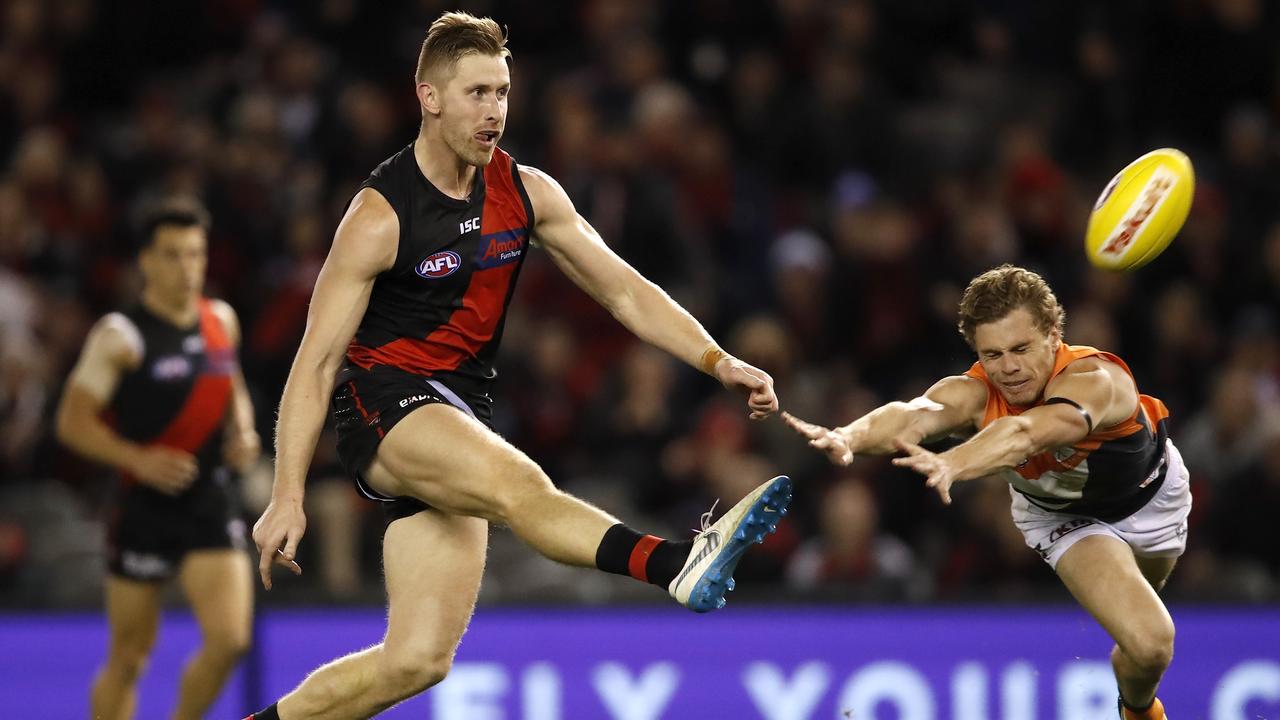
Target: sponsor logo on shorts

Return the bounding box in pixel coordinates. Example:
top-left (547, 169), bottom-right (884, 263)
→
top-left (1048, 518), bottom-right (1095, 543)
top-left (121, 551), bottom-right (171, 579)
top-left (227, 518), bottom-right (248, 549)
top-left (399, 394), bottom-right (431, 408)
top-left (416, 250), bottom-right (462, 279)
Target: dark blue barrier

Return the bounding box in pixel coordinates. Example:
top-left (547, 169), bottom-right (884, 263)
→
top-left (2, 606), bottom-right (1277, 718)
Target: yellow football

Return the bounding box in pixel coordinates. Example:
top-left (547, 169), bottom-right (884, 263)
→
top-left (1085, 148), bottom-right (1194, 271)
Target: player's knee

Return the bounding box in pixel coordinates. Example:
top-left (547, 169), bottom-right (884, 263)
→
top-left (203, 629), bottom-right (252, 665)
top-left (380, 647), bottom-right (453, 698)
top-left (106, 640), bottom-right (154, 681)
top-left (1124, 621), bottom-right (1175, 674)
top-left (490, 458), bottom-right (555, 523)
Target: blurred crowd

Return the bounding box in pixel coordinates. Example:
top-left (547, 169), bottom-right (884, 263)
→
top-left (1, 0), bottom-right (1278, 608)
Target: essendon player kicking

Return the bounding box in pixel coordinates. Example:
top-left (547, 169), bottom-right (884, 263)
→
top-left (247, 12), bottom-right (790, 720)
top-left (785, 266), bottom-right (1185, 720)
top-left (56, 198), bottom-right (259, 720)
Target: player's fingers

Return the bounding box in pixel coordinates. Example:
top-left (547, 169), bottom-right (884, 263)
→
top-left (784, 414), bottom-right (823, 438)
top-left (258, 546), bottom-right (274, 590)
top-left (281, 527), bottom-right (303, 563)
top-left (736, 367), bottom-right (767, 390)
top-left (893, 438), bottom-right (925, 455)
top-left (274, 549), bottom-right (303, 575)
top-left (840, 450), bottom-right (853, 465)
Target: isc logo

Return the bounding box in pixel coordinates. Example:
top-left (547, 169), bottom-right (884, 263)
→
top-left (459, 217), bottom-right (481, 234)
top-left (416, 250), bottom-right (462, 279)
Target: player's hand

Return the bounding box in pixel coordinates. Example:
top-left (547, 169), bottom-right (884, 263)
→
top-left (714, 356), bottom-right (778, 419)
top-left (129, 446), bottom-right (198, 495)
top-left (781, 411), bottom-right (853, 465)
top-left (892, 439), bottom-right (958, 504)
top-left (252, 498), bottom-right (305, 590)
top-left (223, 428), bottom-right (261, 473)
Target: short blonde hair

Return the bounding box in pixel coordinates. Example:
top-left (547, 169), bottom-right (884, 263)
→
top-left (415, 12), bottom-right (510, 84)
top-left (957, 264), bottom-right (1065, 348)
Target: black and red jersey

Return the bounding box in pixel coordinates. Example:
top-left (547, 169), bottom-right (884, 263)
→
top-left (108, 299), bottom-right (236, 483)
top-left (346, 143), bottom-right (536, 382)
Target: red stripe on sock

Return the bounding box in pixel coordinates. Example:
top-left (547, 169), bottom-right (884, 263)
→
top-left (628, 535), bottom-right (663, 583)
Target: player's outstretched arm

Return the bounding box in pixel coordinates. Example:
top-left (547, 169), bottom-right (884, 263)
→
top-left (520, 165), bottom-right (777, 418)
top-left (55, 315), bottom-right (200, 494)
top-left (894, 358), bottom-right (1138, 504)
top-left (253, 187), bottom-right (397, 589)
top-left (783, 375), bottom-right (986, 465)
top-left (209, 299), bottom-right (261, 473)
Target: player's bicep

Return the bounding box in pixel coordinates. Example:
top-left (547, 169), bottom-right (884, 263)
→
top-left (209, 299), bottom-right (242, 347)
top-left (296, 188), bottom-right (397, 371)
top-left (1044, 361), bottom-right (1136, 435)
top-left (64, 314), bottom-right (141, 407)
top-left (915, 375), bottom-right (988, 441)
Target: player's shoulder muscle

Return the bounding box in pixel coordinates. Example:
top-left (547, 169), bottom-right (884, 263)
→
top-left (331, 187), bottom-right (400, 275)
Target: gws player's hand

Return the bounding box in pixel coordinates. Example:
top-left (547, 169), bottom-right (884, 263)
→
top-left (130, 446), bottom-right (198, 495)
top-left (713, 355), bottom-right (779, 420)
top-left (781, 412), bottom-right (854, 466)
top-left (892, 438), bottom-right (959, 505)
top-left (252, 498), bottom-right (305, 590)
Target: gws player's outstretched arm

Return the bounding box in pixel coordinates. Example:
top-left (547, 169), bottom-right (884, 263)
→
top-left (520, 165), bottom-right (778, 418)
top-left (783, 374), bottom-right (987, 467)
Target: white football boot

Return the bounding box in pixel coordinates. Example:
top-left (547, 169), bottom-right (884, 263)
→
top-left (669, 475), bottom-right (793, 612)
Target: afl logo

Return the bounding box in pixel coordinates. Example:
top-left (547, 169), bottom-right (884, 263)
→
top-left (416, 251), bottom-right (461, 279)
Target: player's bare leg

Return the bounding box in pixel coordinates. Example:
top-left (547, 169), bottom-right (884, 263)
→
top-left (91, 576), bottom-right (164, 720)
top-left (172, 549), bottom-right (254, 720)
top-left (1056, 535), bottom-right (1175, 713)
top-left (365, 404), bottom-right (618, 565)
top-left (1134, 555), bottom-right (1178, 592)
top-left (274, 510), bottom-right (487, 720)
top-left (365, 403), bottom-right (791, 611)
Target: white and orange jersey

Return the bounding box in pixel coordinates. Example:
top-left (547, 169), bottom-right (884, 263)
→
top-left (965, 344), bottom-right (1172, 522)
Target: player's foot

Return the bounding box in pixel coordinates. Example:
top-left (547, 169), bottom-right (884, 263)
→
top-left (1118, 696), bottom-right (1166, 720)
top-left (668, 475), bottom-right (792, 612)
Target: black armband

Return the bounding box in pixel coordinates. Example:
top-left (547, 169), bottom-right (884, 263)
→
top-left (1044, 396), bottom-right (1094, 434)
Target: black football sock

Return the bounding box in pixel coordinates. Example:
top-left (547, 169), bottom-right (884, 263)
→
top-left (595, 523), bottom-right (693, 587)
top-left (248, 703), bottom-right (280, 720)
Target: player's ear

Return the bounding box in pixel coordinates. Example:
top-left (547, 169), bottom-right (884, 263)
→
top-left (417, 81), bottom-right (442, 116)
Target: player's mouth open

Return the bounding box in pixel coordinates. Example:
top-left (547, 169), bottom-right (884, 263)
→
top-left (475, 131), bottom-right (499, 145)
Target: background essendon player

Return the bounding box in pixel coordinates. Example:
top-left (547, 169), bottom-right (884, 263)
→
top-left (55, 197), bottom-right (259, 720)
